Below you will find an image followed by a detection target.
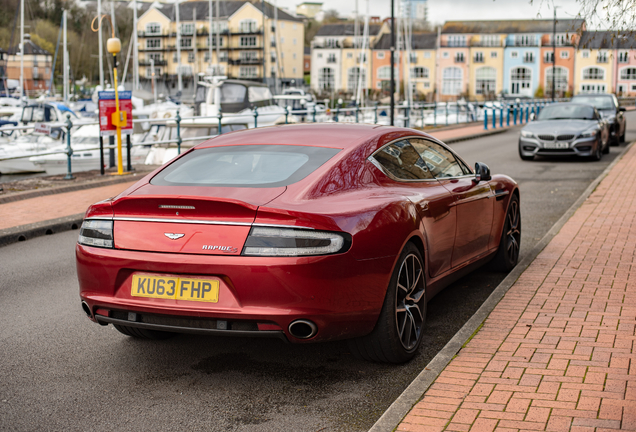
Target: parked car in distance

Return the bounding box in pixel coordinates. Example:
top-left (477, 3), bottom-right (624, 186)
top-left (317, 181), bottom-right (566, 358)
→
top-left (571, 93), bottom-right (626, 145)
top-left (76, 124), bottom-right (520, 364)
top-left (519, 103), bottom-right (609, 161)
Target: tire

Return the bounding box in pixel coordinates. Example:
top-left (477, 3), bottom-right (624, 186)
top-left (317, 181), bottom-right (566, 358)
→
top-left (602, 139), bottom-right (610, 154)
top-left (611, 125), bottom-right (620, 146)
top-left (113, 324), bottom-right (176, 340)
top-left (348, 243), bottom-right (426, 364)
top-left (490, 194), bottom-right (521, 273)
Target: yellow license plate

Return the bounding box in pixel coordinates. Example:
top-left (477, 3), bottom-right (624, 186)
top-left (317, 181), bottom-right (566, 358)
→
top-left (131, 275), bottom-right (219, 303)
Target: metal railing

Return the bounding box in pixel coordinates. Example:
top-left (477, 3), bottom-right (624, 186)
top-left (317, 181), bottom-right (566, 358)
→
top-left (0, 96), bottom-right (612, 180)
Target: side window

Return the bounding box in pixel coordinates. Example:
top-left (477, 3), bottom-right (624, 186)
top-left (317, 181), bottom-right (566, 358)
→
top-left (372, 140), bottom-right (434, 181)
top-left (410, 139), bottom-right (467, 178)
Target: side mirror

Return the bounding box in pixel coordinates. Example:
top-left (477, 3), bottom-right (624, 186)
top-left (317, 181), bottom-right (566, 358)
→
top-left (474, 162), bottom-right (491, 182)
top-left (529, 112), bottom-right (536, 121)
top-left (619, 106), bottom-right (626, 112)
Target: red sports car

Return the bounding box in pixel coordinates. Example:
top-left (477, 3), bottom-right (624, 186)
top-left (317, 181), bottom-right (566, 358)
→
top-left (76, 123), bottom-right (520, 363)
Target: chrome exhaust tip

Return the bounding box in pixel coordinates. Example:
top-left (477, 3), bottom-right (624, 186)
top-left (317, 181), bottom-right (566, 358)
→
top-left (81, 301), bottom-right (93, 319)
top-left (288, 320), bottom-right (317, 339)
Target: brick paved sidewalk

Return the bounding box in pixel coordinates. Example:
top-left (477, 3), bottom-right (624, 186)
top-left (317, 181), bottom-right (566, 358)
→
top-left (398, 144), bottom-right (636, 431)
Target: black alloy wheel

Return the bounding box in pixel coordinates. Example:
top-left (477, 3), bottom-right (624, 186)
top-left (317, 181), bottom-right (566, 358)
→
top-left (348, 242), bottom-right (426, 363)
top-left (490, 194), bottom-right (521, 272)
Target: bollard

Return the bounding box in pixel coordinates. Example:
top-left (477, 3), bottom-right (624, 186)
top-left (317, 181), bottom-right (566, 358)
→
top-left (253, 109), bottom-right (258, 128)
top-left (176, 110), bottom-right (182, 155)
top-left (313, 104), bottom-right (317, 123)
top-left (500, 107), bottom-right (503, 128)
top-left (405, 105), bottom-right (410, 128)
top-left (355, 105), bottom-right (360, 123)
top-left (217, 111), bottom-right (223, 135)
top-left (507, 105), bottom-right (510, 126)
top-left (99, 135), bottom-right (105, 176)
top-left (492, 108), bottom-right (496, 129)
top-left (374, 103), bottom-right (379, 124)
top-left (434, 101), bottom-right (437, 127)
top-left (456, 104), bottom-right (459, 124)
top-left (335, 105), bottom-right (340, 122)
top-left (445, 103), bottom-right (449, 126)
top-left (513, 106), bottom-right (517, 125)
top-left (64, 114), bottom-right (74, 180)
top-left (525, 105), bottom-right (529, 123)
top-left (484, 109), bottom-right (488, 130)
top-left (284, 106), bottom-right (289, 124)
top-left (126, 133), bottom-right (132, 172)
top-left (421, 106), bottom-right (425, 129)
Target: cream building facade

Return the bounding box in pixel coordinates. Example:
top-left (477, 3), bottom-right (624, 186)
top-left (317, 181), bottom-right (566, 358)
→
top-left (137, 0), bottom-right (304, 85)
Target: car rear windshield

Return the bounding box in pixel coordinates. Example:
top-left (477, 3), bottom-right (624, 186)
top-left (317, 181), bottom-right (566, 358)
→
top-left (151, 145), bottom-right (341, 188)
top-left (538, 105), bottom-right (596, 121)
top-left (571, 96), bottom-right (615, 110)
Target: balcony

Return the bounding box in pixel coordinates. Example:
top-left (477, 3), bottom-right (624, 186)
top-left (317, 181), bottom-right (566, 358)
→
top-left (326, 58), bottom-right (337, 64)
top-left (523, 56), bottom-right (535, 64)
top-left (137, 30), bottom-right (170, 38)
top-left (470, 41), bottom-right (502, 47)
top-left (440, 41), bottom-right (467, 48)
top-left (473, 57), bottom-right (484, 63)
top-left (454, 56), bottom-right (465, 63)
top-left (506, 41), bottom-right (539, 47)
top-left (597, 57), bottom-right (609, 63)
top-left (312, 41), bottom-right (342, 49)
top-left (229, 57), bottom-right (262, 65)
top-left (233, 27), bottom-right (264, 36)
top-left (139, 59), bottom-right (167, 66)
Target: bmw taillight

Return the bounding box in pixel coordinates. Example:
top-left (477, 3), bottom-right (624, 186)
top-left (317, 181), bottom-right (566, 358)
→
top-left (242, 227), bottom-right (351, 257)
top-left (78, 219), bottom-right (114, 248)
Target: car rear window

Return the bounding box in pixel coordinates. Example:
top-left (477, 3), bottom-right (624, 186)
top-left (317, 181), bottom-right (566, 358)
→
top-left (151, 145), bottom-right (341, 188)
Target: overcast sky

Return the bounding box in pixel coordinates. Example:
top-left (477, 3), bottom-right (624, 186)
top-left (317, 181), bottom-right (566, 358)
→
top-left (274, 0), bottom-right (607, 29)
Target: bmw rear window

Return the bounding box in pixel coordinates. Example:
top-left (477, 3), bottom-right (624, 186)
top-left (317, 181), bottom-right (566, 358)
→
top-left (151, 145), bottom-right (341, 188)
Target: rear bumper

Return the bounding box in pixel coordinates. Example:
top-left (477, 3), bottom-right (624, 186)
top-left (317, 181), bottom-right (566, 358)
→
top-left (76, 244), bottom-right (395, 343)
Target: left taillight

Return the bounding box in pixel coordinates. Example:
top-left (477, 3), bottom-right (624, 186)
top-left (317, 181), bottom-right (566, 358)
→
top-left (78, 219), bottom-right (114, 248)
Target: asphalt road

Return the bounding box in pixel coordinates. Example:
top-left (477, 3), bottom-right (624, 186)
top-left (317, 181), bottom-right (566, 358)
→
top-left (1, 112), bottom-right (635, 432)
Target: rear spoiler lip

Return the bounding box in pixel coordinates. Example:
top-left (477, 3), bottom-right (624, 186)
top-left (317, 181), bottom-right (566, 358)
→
top-left (83, 216), bottom-right (314, 230)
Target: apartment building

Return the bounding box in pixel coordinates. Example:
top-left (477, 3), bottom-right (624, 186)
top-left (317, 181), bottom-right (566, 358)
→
top-left (310, 23), bottom-right (388, 94)
top-left (372, 32), bottom-right (436, 99)
top-left (136, 0), bottom-right (304, 85)
top-left (6, 34), bottom-right (52, 96)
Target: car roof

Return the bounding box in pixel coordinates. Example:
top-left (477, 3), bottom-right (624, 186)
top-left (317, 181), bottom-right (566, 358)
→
top-left (196, 123), bottom-right (392, 150)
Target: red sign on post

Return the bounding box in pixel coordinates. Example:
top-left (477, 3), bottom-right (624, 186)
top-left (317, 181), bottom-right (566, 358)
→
top-left (98, 91), bottom-right (133, 137)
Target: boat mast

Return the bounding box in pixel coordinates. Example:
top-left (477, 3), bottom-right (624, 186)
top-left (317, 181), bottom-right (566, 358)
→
top-left (133, 0), bottom-right (139, 89)
top-left (20, 0), bottom-right (24, 99)
top-left (98, 0), bottom-right (104, 88)
top-left (63, 9), bottom-right (68, 102)
top-left (176, 0), bottom-right (182, 92)
top-left (193, 8), bottom-right (197, 78)
top-left (215, 0), bottom-right (220, 74)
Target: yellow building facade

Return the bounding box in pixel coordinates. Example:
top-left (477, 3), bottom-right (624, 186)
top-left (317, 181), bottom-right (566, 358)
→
top-left (137, 1), bottom-right (304, 84)
top-left (468, 34), bottom-right (505, 99)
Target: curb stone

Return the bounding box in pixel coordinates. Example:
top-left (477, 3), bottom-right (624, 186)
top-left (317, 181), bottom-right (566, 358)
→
top-left (369, 141), bottom-right (634, 432)
top-left (0, 213), bottom-right (85, 247)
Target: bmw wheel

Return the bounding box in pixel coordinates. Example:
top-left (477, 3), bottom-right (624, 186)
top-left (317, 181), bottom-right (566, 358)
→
top-left (348, 242), bottom-right (426, 363)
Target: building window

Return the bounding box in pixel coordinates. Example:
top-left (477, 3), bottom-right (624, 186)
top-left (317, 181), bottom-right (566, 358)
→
top-left (544, 52), bottom-right (554, 63)
top-left (523, 52), bottom-right (534, 63)
top-left (583, 67), bottom-right (604, 80)
top-left (293, 53), bottom-right (297, 60)
top-left (581, 50), bottom-right (590, 58)
top-left (33, 67), bottom-right (39, 80)
top-left (490, 51), bottom-right (497, 58)
top-left (560, 51), bottom-right (569, 59)
top-left (146, 39), bottom-right (161, 49)
top-left (327, 53), bottom-right (336, 63)
top-left (293, 67), bottom-right (296, 74)
top-left (146, 67), bottom-right (161, 78)
top-left (293, 38), bottom-right (297, 45)
top-left (146, 22), bottom-right (161, 35)
top-left (319, 67), bottom-right (334, 90)
top-left (239, 51), bottom-right (259, 62)
top-left (207, 37), bottom-right (224, 47)
top-left (510, 66), bottom-right (531, 95)
top-left (553, 34), bottom-right (567, 46)
top-left (377, 65), bottom-right (396, 80)
top-left (377, 51), bottom-right (385, 59)
top-left (280, 37), bottom-right (285, 44)
top-left (411, 67), bottom-right (429, 78)
top-left (424, 51), bottom-right (431, 58)
top-left (475, 67), bottom-right (496, 95)
top-left (597, 51), bottom-right (608, 63)
top-left (581, 84), bottom-right (606, 93)
top-left (181, 23), bottom-right (194, 35)
top-left (619, 51), bottom-right (630, 63)
top-left (620, 67), bottom-right (636, 80)
top-left (474, 52), bottom-right (484, 63)
top-left (481, 35), bottom-right (499, 47)
top-left (442, 51), bottom-right (449, 58)
top-left (317, 53), bottom-right (322, 58)
top-left (240, 36), bottom-right (257, 47)
top-left (180, 38), bottom-right (192, 48)
top-left (239, 66), bottom-right (258, 78)
top-left (515, 34), bottom-right (534, 46)
top-left (347, 52), bottom-right (353, 59)
top-left (454, 52), bottom-right (465, 63)
top-left (325, 38), bottom-right (339, 48)
top-left (409, 53), bottom-right (417, 63)
top-left (347, 67), bottom-right (366, 91)
top-left (442, 67), bottom-right (462, 95)
top-left (510, 51), bottom-right (518, 58)
top-left (149, 53), bottom-right (162, 63)
top-left (187, 52), bottom-right (195, 63)
top-left (546, 66), bottom-right (568, 92)
top-left (239, 19), bottom-right (258, 33)
top-left (447, 35), bottom-right (466, 47)
top-left (204, 52), bottom-right (210, 62)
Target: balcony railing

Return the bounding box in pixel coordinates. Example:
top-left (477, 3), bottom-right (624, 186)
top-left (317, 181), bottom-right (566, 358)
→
top-left (523, 57), bottom-right (535, 63)
top-left (229, 57), bottom-right (262, 65)
top-left (506, 41), bottom-right (539, 47)
top-left (440, 41), bottom-right (467, 48)
top-left (454, 56), bottom-right (465, 63)
top-left (473, 57), bottom-right (484, 63)
top-left (470, 41), bottom-right (503, 47)
top-left (326, 58), bottom-right (337, 64)
top-left (139, 59), bottom-right (167, 66)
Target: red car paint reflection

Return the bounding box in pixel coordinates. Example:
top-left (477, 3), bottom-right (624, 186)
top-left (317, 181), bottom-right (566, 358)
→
top-left (76, 124), bottom-right (519, 363)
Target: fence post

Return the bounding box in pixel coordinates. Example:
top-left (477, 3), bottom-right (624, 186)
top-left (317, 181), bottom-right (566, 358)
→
top-left (253, 109), bottom-right (258, 128)
top-left (355, 104), bottom-right (360, 123)
top-left (445, 103), bottom-right (449, 126)
top-left (284, 106), bottom-right (289, 124)
top-left (513, 106), bottom-right (517, 125)
top-left (176, 110), bottom-right (182, 155)
top-left (484, 109), bottom-right (488, 130)
top-left (335, 105), bottom-right (340, 122)
top-left (506, 105), bottom-right (510, 126)
top-left (374, 103), bottom-right (378, 124)
top-left (99, 135), bottom-right (105, 176)
top-left (405, 104), bottom-right (410, 128)
top-left (313, 104), bottom-right (317, 123)
top-left (500, 107), bottom-right (503, 128)
top-left (421, 105), bottom-right (424, 129)
top-left (64, 114), bottom-right (74, 180)
top-left (434, 101), bottom-right (437, 127)
top-left (217, 111), bottom-right (223, 135)
top-left (492, 108), bottom-right (496, 129)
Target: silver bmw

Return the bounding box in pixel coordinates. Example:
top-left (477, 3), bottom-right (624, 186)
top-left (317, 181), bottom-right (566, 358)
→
top-left (518, 103), bottom-right (609, 161)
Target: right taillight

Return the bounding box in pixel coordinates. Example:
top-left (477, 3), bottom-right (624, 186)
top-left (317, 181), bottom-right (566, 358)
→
top-left (242, 227), bottom-right (351, 257)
